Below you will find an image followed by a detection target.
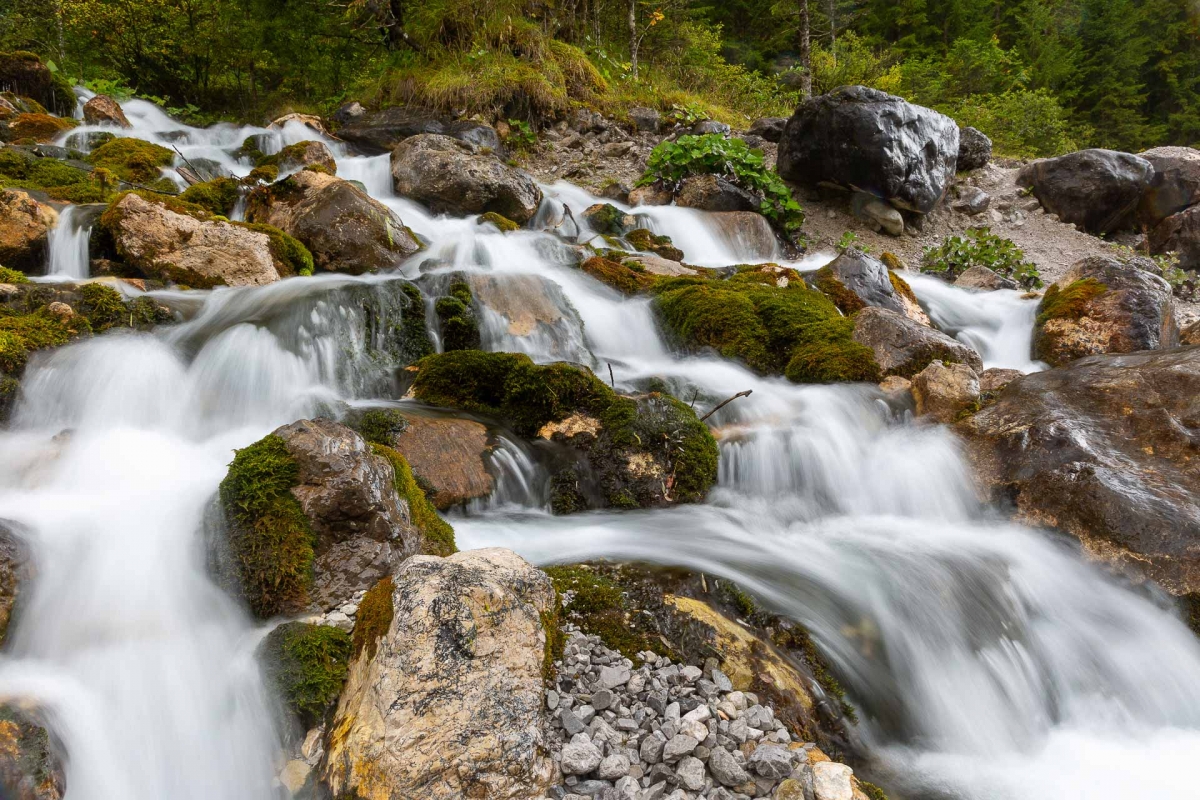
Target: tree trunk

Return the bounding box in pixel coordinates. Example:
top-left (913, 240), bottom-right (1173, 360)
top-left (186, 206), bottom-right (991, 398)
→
top-left (798, 0), bottom-right (812, 98)
top-left (629, 0), bottom-right (639, 78)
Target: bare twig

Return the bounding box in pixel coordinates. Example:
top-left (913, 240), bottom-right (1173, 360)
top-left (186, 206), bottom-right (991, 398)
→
top-left (607, 362), bottom-right (615, 389)
top-left (171, 144), bottom-right (204, 186)
top-left (699, 390), bottom-right (753, 423)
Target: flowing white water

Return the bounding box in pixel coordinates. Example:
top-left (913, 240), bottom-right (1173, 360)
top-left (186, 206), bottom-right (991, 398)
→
top-left (3, 95), bottom-right (1198, 800)
top-left (44, 204), bottom-right (95, 280)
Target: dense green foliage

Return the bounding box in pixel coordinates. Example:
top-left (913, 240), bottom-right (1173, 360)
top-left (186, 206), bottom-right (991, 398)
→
top-left (261, 622), bottom-right (351, 726)
top-left (2, 1), bottom-right (1196, 151)
top-left (639, 135), bottom-right (803, 233)
top-left (922, 227), bottom-right (1043, 290)
top-left (219, 434), bottom-right (315, 619)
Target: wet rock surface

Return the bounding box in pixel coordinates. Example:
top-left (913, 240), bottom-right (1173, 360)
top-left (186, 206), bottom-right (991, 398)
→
top-left (391, 415), bottom-right (494, 509)
top-left (957, 346), bottom-right (1200, 595)
top-left (777, 86), bottom-right (959, 214)
top-left (852, 307), bottom-right (982, 377)
top-left (0, 705), bottom-right (65, 800)
top-left (81, 94), bottom-right (130, 128)
top-left (0, 189), bottom-right (56, 273)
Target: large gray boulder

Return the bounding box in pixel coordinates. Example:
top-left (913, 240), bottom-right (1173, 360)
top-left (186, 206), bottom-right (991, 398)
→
top-left (1149, 204), bottom-right (1200, 270)
top-left (322, 548), bottom-right (556, 800)
top-left (777, 86), bottom-right (960, 214)
top-left (852, 306), bottom-right (982, 378)
top-left (1016, 149), bottom-right (1153, 235)
top-left (957, 347), bottom-right (1200, 595)
top-left (246, 170), bottom-right (420, 274)
top-left (956, 126), bottom-right (992, 172)
top-left (1032, 255), bottom-right (1178, 367)
top-left (339, 107), bottom-right (500, 154)
top-left (390, 134), bottom-right (542, 224)
top-left (1137, 146), bottom-right (1200, 229)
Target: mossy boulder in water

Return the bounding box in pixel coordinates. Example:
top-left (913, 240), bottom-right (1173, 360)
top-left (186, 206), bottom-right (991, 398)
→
top-left (260, 621), bottom-right (352, 727)
top-left (218, 418), bottom-right (453, 618)
top-left (810, 248), bottom-right (929, 325)
top-left (0, 146), bottom-right (109, 204)
top-left (258, 140), bottom-right (336, 175)
top-left (434, 280), bottom-right (481, 351)
top-left (86, 138), bottom-right (175, 190)
top-left (410, 351), bottom-right (719, 511)
top-left (246, 170), bottom-right (419, 274)
top-left (1032, 255), bottom-right (1178, 367)
top-left (0, 704), bottom-right (65, 800)
top-left (851, 306), bottom-right (981, 378)
top-left (652, 264), bottom-right (882, 384)
top-left (179, 177), bottom-right (242, 217)
top-left (0, 114), bottom-right (75, 145)
top-left (97, 192), bottom-right (312, 287)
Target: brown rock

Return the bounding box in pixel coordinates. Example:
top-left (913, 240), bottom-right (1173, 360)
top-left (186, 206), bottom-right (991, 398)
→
top-left (852, 307), bottom-right (982, 378)
top-left (675, 174), bottom-right (758, 213)
top-left (628, 184), bottom-right (673, 206)
top-left (0, 190), bottom-right (56, 273)
top-left (957, 347), bottom-right (1200, 595)
top-left (710, 212), bottom-right (778, 261)
top-left (81, 94), bottom-right (130, 128)
top-left (323, 548), bottom-right (555, 800)
top-left (267, 113), bottom-right (330, 138)
top-left (621, 254), bottom-right (697, 277)
top-left (0, 52), bottom-right (72, 113)
top-left (274, 140), bottom-right (336, 174)
top-left (1181, 318), bottom-right (1200, 345)
top-left (910, 360), bottom-right (980, 423)
top-left (246, 170), bottom-right (419, 274)
top-left (1032, 255), bottom-right (1178, 367)
top-left (100, 193), bottom-right (283, 287)
top-left (978, 367), bottom-right (1022, 394)
top-left (0, 704), bottom-right (64, 800)
top-left (954, 264), bottom-right (1017, 291)
top-left (392, 416), bottom-right (494, 509)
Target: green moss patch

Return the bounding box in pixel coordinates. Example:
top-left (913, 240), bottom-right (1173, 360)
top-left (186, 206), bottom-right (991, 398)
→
top-left (581, 256), bottom-right (655, 295)
top-left (434, 280), bottom-right (481, 351)
top-left (6, 113), bottom-right (75, 143)
top-left (812, 266), bottom-right (867, 315)
top-left (0, 266), bottom-right (29, 284)
top-left (354, 408), bottom-right (409, 447)
top-left (351, 576), bottom-right (395, 660)
top-left (626, 228), bottom-right (684, 261)
top-left (87, 138), bottom-right (175, 185)
top-left (544, 565), bottom-right (669, 661)
top-left (371, 444), bottom-right (456, 556)
top-left (261, 621), bottom-right (351, 726)
top-left (219, 434), bottom-right (315, 618)
top-left (236, 221), bottom-right (314, 277)
top-left (0, 310), bottom-right (78, 373)
top-left (179, 177), bottom-right (242, 216)
top-left (477, 211), bottom-right (520, 232)
top-left (1036, 278), bottom-right (1107, 328)
top-left (652, 266), bottom-right (880, 384)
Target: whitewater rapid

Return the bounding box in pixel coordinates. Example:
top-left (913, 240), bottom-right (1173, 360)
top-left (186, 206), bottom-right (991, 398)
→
top-left (0, 93), bottom-right (1195, 800)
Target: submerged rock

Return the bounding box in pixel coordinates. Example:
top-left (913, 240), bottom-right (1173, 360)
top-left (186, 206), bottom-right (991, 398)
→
top-left (1032, 255), bottom-right (1178, 367)
top-left (957, 347), bottom-right (1200, 595)
top-left (1017, 149), bottom-right (1153, 235)
top-left (0, 525), bottom-right (28, 645)
top-left (0, 189), bottom-right (56, 273)
top-left (0, 704), bottom-right (65, 800)
top-left (246, 170), bottom-right (420, 274)
top-left (391, 415), bottom-right (494, 510)
top-left (709, 211), bottom-right (778, 261)
top-left (777, 86), bottom-right (959, 214)
top-left (323, 548), bottom-right (556, 800)
top-left (390, 134), bottom-right (542, 223)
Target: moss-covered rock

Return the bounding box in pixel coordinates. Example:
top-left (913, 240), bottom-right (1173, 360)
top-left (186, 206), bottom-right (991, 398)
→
top-left (351, 576), bottom-right (394, 660)
top-left (434, 280), bottom-right (481, 351)
top-left (86, 138), bottom-right (174, 186)
top-left (0, 703), bottom-right (65, 800)
top-left (410, 351), bottom-right (719, 510)
top-left (370, 444), bottom-right (457, 556)
top-left (652, 265), bottom-right (881, 383)
top-left (477, 211), bottom-right (520, 232)
top-left (626, 228), bottom-right (684, 261)
top-left (179, 177), bottom-right (242, 216)
top-left (0, 265), bottom-right (29, 284)
top-left (258, 140), bottom-right (337, 175)
top-left (581, 203), bottom-right (636, 235)
top-left (0, 147), bottom-right (108, 203)
top-left (2, 113), bottom-right (75, 144)
top-left (260, 621), bottom-right (351, 727)
top-left (353, 408), bottom-right (410, 447)
top-left (218, 434), bottom-right (315, 618)
top-left (580, 255), bottom-right (655, 295)
top-left (0, 51), bottom-right (74, 113)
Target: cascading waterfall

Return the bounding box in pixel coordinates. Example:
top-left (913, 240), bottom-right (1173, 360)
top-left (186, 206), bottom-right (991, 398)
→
top-left (44, 204), bottom-right (96, 281)
top-left (3, 93), bottom-right (1198, 800)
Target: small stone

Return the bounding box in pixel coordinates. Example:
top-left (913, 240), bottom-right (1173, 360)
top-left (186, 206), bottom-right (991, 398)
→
top-left (638, 782), bottom-right (668, 800)
top-left (300, 727), bottom-right (323, 761)
top-left (547, 689), bottom-right (561, 710)
top-left (711, 669), bottom-right (733, 692)
top-left (616, 718), bottom-right (639, 732)
top-left (616, 775), bottom-right (641, 797)
top-left (812, 762), bottom-right (853, 800)
top-left (279, 760), bottom-right (311, 795)
top-left (599, 666), bottom-right (633, 689)
top-left (748, 745), bottom-right (793, 780)
top-left (662, 733), bottom-right (699, 762)
top-left (593, 689), bottom-right (615, 710)
top-left (627, 672), bottom-right (647, 693)
top-left (680, 665), bottom-right (703, 683)
top-left (578, 705), bottom-right (597, 724)
top-left (709, 746), bottom-right (751, 787)
top-left (563, 734), bottom-right (604, 776)
top-left (562, 707), bottom-right (587, 736)
top-left (640, 731), bottom-right (667, 764)
top-left (682, 705), bottom-right (711, 725)
top-left (598, 753), bottom-right (632, 780)
top-left (679, 719), bottom-right (708, 741)
top-left (574, 779), bottom-right (614, 796)
top-left (675, 756), bottom-right (706, 791)
top-left (665, 702), bottom-right (681, 723)
top-left (744, 706), bottom-right (773, 730)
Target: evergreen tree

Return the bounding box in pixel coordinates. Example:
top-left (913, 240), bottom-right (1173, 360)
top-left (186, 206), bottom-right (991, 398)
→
top-left (1075, 0), bottom-right (1156, 150)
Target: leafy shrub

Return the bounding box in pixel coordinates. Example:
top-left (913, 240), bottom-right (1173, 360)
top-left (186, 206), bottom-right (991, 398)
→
top-left (943, 89), bottom-right (1080, 158)
top-left (0, 267), bottom-right (29, 284)
top-left (810, 32), bottom-right (902, 96)
top-left (922, 227), bottom-right (1043, 289)
top-left (638, 134), bottom-right (803, 234)
top-left (504, 119), bottom-right (536, 151)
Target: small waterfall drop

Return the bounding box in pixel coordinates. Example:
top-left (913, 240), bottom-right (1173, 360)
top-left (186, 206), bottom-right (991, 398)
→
top-left (44, 204), bottom-right (96, 280)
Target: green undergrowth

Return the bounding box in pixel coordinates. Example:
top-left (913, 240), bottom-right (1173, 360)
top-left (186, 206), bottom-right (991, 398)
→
top-left (544, 565), bottom-right (668, 661)
top-left (219, 434), bottom-right (315, 618)
top-left (351, 576), bottom-right (395, 660)
top-left (1036, 278), bottom-right (1107, 328)
top-left (371, 443), bottom-right (456, 556)
top-left (652, 266), bottom-right (880, 384)
top-left (261, 621), bottom-right (351, 726)
top-left (0, 266), bottom-right (29, 284)
top-left (922, 228), bottom-right (1043, 290)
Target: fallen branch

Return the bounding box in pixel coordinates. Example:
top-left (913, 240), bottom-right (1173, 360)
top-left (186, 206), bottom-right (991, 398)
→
top-left (171, 144), bottom-right (205, 186)
top-left (698, 390), bottom-right (752, 423)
